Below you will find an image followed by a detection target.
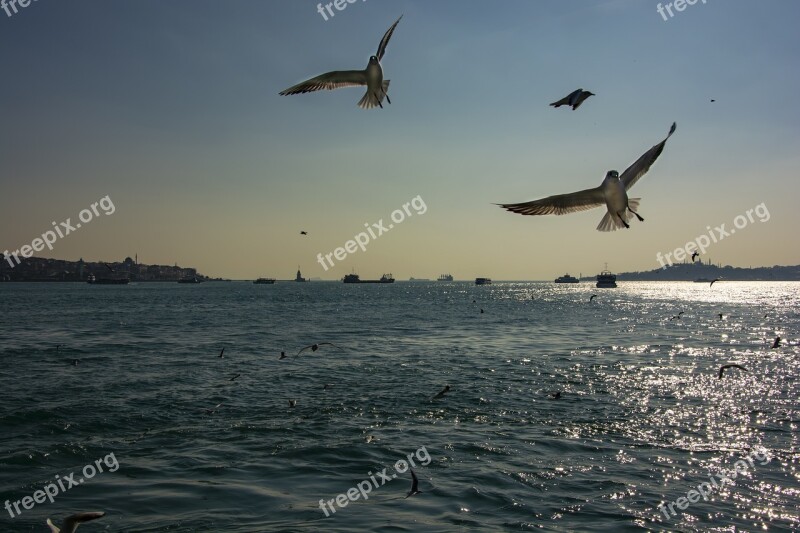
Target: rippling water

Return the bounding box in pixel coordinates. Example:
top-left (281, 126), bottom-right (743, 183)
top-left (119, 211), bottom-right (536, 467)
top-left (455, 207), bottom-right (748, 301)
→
top-left (1, 281), bottom-right (798, 531)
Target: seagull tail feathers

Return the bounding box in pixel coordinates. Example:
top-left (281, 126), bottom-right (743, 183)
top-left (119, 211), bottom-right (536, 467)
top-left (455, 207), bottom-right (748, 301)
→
top-left (358, 80), bottom-right (390, 109)
top-left (596, 198), bottom-right (641, 232)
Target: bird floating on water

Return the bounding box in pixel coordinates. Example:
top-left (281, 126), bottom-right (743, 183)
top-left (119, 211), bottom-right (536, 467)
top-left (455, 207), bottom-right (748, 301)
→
top-left (499, 123), bottom-right (676, 231)
top-left (771, 336), bottom-right (782, 349)
top-left (279, 15), bottom-right (402, 109)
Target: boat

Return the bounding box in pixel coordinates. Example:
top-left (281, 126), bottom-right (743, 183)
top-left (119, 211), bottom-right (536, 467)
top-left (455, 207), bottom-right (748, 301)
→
top-left (343, 273), bottom-right (395, 284)
top-left (87, 274), bottom-right (129, 285)
top-left (596, 265), bottom-right (617, 288)
top-left (178, 277), bottom-right (203, 284)
top-left (554, 273), bottom-right (580, 284)
top-left (475, 277), bottom-right (492, 285)
top-left (253, 278), bottom-right (276, 284)
top-left (437, 274), bottom-right (454, 282)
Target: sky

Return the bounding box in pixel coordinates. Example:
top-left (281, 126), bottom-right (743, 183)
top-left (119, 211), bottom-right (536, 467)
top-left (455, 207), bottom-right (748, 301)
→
top-left (1, 0), bottom-right (799, 280)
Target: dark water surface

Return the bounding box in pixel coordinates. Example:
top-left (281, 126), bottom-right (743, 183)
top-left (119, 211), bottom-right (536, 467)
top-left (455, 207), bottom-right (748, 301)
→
top-left (1, 281), bottom-right (798, 531)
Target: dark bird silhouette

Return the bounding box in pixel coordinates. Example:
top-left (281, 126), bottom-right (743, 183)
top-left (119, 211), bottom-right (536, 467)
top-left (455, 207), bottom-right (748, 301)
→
top-left (300, 231), bottom-right (308, 235)
top-left (719, 313), bottom-right (724, 320)
top-left (771, 336), bottom-right (781, 349)
top-left (405, 469), bottom-right (422, 498)
top-left (480, 308), bottom-right (484, 314)
top-left (288, 400), bottom-right (296, 408)
top-left (295, 342), bottom-right (345, 358)
top-left (279, 351), bottom-right (287, 360)
top-left (691, 251), bottom-right (699, 262)
top-left (432, 385), bottom-right (450, 400)
top-left (47, 511), bottom-right (105, 533)
top-left (710, 99), bottom-right (716, 102)
top-left (549, 391), bottom-right (561, 399)
top-left (219, 348), bottom-right (225, 358)
top-left (718, 364), bottom-right (747, 379)
top-left (669, 311), bottom-right (685, 321)
top-left (279, 15), bottom-right (403, 109)
top-left (229, 374), bottom-right (241, 381)
top-left (589, 294), bottom-right (597, 302)
top-left (710, 278), bottom-right (721, 287)
top-left (550, 88), bottom-right (595, 110)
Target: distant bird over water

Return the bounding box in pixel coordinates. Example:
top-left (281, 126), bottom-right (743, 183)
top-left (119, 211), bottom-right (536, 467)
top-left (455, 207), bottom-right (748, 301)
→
top-left (691, 251), bottom-right (699, 262)
top-left (589, 294), bottom-right (597, 302)
top-left (279, 351), bottom-right (287, 360)
top-left (710, 278), bottom-right (721, 287)
top-left (718, 364), bottom-right (748, 379)
top-left (670, 311), bottom-right (685, 320)
top-left (550, 88), bottom-right (594, 110)
top-left (300, 231), bottom-right (308, 235)
top-left (288, 400), bottom-right (297, 408)
top-left (279, 15), bottom-right (402, 109)
top-left (499, 123), bottom-right (676, 231)
top-left (219, 348), bottom-right (225, 358)
top-left (47, 512), bottom-right (105, 533)
top-left (295, 342), bottom-right (345, 358)
top-left (771, 336), bottom-right (782, 349)
top-left (406, 469), bottom-right (422, 498)
top-left (432, 385), bottom-right (450, 400)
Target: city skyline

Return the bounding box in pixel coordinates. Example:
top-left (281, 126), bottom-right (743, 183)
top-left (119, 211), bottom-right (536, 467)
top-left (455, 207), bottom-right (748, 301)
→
top-left (2, 1), bottom-right (799, 280)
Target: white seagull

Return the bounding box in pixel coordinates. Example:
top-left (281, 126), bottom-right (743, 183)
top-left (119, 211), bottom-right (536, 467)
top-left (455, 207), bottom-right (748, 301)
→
top-left (279, 15), bottom-right (402, 109)
top-left (499, 122), bottom-right (676, 231)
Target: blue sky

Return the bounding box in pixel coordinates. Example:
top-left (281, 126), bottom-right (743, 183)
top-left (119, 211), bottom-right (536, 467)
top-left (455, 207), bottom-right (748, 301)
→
top-left (1, 0), bottom-right (798, 279)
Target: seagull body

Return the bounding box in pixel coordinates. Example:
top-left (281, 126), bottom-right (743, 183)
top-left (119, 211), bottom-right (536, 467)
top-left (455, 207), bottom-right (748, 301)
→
top-left (219, 348), bottom-right (225, 358)
top-left (432, 385), bottom-right (450, 400)
top-left (406, 469), bottom-right (421, 498)
top-left (772, 336), bottom-right (781, 349)
top-left (279, 16), bottom-right (402, 109)
top-left (47, 512), bottom-right (105, 533)
top-left (710, 278), bottom-right (721, 287)
top-left (300, 231), bottom-right (308, 235)
top-left (718, 364), bottom-right (747, 379)
top-left (550, 88), bottom-right (594, 110)
top-left (589, 294), bottom-right (597, 302)
top-left (499, 123), bottom-right (676, 231)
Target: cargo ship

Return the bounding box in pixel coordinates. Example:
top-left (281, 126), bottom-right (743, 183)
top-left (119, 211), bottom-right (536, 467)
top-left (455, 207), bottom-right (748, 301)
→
top-left (437, 274), bottom-right (454, 282)
top-left (475, 277), bottom-right (492, 285)
top-left (253, 278), bottom-right (276, 284)
top-left (343, 273), bottom-right (395, 284)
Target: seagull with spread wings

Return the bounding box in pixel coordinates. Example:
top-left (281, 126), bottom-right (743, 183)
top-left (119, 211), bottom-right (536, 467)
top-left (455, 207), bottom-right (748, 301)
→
top-left (295, 342), bottom-right (345, 358)
top-left (279, 15), bottom-right (402, 109)
top-left (499, 123), bottom-right (676, 231)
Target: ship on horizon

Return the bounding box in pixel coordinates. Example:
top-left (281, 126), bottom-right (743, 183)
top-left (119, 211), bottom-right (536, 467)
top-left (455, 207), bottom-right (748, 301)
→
top-left (554, 273), bottom-right (580, 284)
top-left (437, 273), bottom-right (454, 282)
top-left (475, 277), bottom-right (492, 285)
top-left (253, 278), bottom-right (276, 284)
top-left (596, 264), bottom-right (617, 288)
top-left (343, 272), bottom-right (395, 284)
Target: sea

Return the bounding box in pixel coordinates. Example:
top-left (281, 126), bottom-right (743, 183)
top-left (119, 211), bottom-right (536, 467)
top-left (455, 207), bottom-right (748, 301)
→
top-left (0, 281), bottom-right (798, 532)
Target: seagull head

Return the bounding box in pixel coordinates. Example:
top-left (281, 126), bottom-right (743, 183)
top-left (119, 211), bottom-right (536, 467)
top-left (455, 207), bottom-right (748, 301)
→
top-left (605, 170), bottom-right (620, 180)
top-left (369, 55), bottom-right (379, 64)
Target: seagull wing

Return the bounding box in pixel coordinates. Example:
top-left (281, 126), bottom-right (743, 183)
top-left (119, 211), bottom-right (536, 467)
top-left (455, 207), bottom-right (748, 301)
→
top-left (376, 15), bottom-right (402, 61)
top-left (61, 512), bottom-right (105, 532)
top-left (498, 186), bottom-right (605, 216)
top-left (279, 70), bottom-right (368, 95)
top-left (621, 122), bottom-right (676, 191)
top-left (295, 345), bottom-right (313, 357)
top-left (318, 342), bottom-right (346, 351)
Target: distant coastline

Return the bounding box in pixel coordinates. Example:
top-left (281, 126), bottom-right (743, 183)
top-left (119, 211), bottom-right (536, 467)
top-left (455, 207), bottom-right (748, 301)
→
top-left (579, 262), bottom-right (800, 282)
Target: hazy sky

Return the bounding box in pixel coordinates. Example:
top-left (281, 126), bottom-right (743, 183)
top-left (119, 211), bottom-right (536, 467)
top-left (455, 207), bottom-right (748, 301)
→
top-left (1, 0), bottom-right (798, 280)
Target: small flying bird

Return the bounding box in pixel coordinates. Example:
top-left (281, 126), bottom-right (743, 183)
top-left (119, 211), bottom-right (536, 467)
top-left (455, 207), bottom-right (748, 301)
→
top-left (669, 311), bottom-right (685, 321)
top-left (405, 469), bottom-right (422, 498)
top-left (550, 88), bottom-right (595, 110)
top-left (295, 342), bottom-right (345, 358)
top-left (288, 400), bottom-right (297, 408)
top-left (718, 364), bottom-right (747, 379)
top-left (47, 512), bottom-right (105, 533)
top-left (710, 278), bottom-right (721, 287)
top-left (499, 123), bottom-right (676, 231)
top-left (771, 336), bottom-right (781, 349)
top-left (589, 294), bottom-right (597, 302)
top-left (432, 385), bottom-right (450, 400)
top-left (300, 231), bottom-right (308, 235)
top-left (219, 348), bottom-right (225, 358)
top-left (103, 263), bottom-right (115, 273)
top-left (203, 403), bottom-right (223, 415)
top-left (279, 15), bottom-right (402, 109)
top-left (278, 351), bottom-right (287, 360)
top-left (710, 99), bottom-right (716, 102)
top-left (480, 308), bottom-right (484, 314)
top-left (229, 374), bottom-right (241, 381)
top-left (691, 251), bottom-right (699, 262)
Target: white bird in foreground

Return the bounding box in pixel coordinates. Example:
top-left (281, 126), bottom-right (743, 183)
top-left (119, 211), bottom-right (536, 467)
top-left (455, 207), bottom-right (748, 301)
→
top-left (279, 15), bottom-right (402, 109)
top-left (47, 512), bottom-right (105, 532)
top-left (499, 122), bottom-right (676, 231)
